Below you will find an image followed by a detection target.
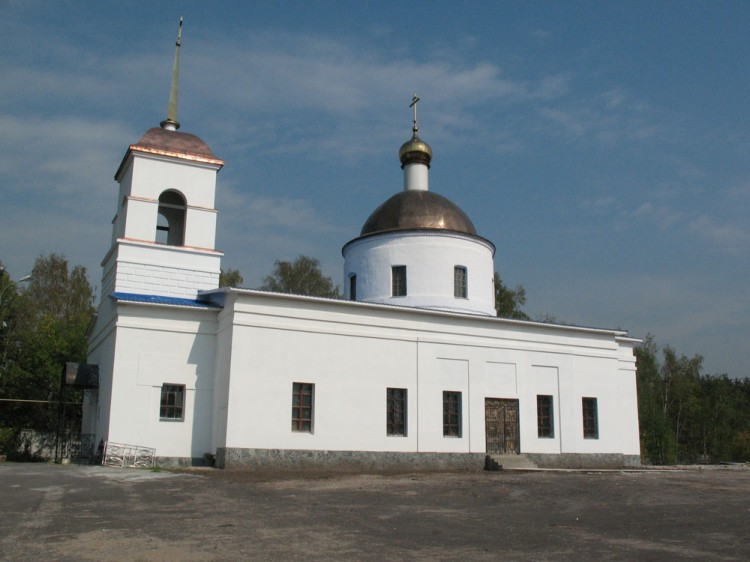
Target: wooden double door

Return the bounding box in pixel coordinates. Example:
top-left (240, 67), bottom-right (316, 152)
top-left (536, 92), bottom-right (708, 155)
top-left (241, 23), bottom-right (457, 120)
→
top-left (485, 398), bottom-right (520, 454)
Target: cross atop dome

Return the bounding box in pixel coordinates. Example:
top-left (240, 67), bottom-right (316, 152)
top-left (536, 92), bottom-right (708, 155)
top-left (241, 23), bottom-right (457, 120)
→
top-left (410, 94), bottom-right (420, 136)
top-left (399, 94), bottom-right (432, 170)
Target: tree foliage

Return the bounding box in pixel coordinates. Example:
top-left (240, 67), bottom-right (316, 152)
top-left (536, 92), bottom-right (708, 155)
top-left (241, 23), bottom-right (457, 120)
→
top-left (494, 272), bottom-right (530, 320)
top-left (0, 254), bottom-right (95, 452)
top-left (261, 256), bottom-right (341, 298)
top-left (219, 268), bottom-right (244, 288)
top-left (635, 335), bottom-right (750, 464)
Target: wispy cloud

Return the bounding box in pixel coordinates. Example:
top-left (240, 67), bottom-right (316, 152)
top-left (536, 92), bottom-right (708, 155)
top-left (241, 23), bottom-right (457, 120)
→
top-left (537, 107), bottom-right (586, 137)
top-left (533, 82), bottom-right (662, 146)
top-left (190, 34), bottom-right (526, 117)
top-left (690, 215), bottom-right (750, 253)
top-left (631, 202), bottom-right (682, 227)
top-left (629, 200), bottom-right (750, 255)
top-left (231, 194), bottom-right (341, 233)
top-left (728, 181), bottom-right (750, 198)
top-left (581, 196), bottom-right (617, 211)
top-left (174, 33), bottom-right (597, 163)
top-left (600, 88), bottom-right (627, 109)
top-left (2, 26), bottom-right (669, 167)
top-left (530, 28), bottom-right (551, 40)
top-left (0, 115), bottom-right (130, 203)
top-left (530, 73), bottom-right (571, 100)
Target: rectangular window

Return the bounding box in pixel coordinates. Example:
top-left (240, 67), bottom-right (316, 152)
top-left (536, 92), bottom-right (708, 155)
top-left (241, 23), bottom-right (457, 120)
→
top-left (392, 265), bottom-right (407, 297)
top-left (292, 382), bottom-right (314, 432)
top-left (387, 388), bottom-right (407, 436)
top-left (159, 384), bottom-right (185, 421)
top-left (454, 266), bottom-right (467, 298)
top-left (582, 397), bottom-right (599, 439)
top-left (537, 395), bottom-right (554, 438)
top-left (443, 391), bottom-right (462, 437)
top-left (349, 274), bottom-right (357, 301)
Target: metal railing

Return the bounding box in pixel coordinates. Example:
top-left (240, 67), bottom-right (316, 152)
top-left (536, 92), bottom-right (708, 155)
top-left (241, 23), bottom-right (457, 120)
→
top-left (102, 441), bottom-right (156, 468)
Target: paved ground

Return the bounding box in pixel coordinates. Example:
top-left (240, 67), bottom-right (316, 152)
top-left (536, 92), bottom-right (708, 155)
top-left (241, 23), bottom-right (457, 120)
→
top-left (1, 462), bottom-right (749, 561)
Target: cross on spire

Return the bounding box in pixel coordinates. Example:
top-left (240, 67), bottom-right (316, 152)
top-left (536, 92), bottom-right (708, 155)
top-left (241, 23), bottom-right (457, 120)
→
top-left (410, 94), bottom-right (420, 137)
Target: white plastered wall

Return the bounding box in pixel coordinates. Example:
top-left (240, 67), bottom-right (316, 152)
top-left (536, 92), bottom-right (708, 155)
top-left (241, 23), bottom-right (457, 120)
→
top-left (102, 304), bottom-right (218, 459)
top-left (343, 232), bottom-right (496, 315)
top-left (83, 304), bottom-right (117, 446)
top-left (221, 323), bottom-right (420, 452)
top-left (211, 293), bottom-right (641, 458)
top-left (109, 241), bottom-right (221, 297)
top-left (90, 291), bottom-right (640, 461)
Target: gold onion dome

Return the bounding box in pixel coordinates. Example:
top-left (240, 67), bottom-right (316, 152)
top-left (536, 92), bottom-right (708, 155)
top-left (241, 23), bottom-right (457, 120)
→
top-left (399, 134), bottom-right (432, 168)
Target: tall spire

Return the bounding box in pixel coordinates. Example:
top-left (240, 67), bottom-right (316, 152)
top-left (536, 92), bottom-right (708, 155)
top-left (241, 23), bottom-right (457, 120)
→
top-left (160, 17), bottom-right (183, 131)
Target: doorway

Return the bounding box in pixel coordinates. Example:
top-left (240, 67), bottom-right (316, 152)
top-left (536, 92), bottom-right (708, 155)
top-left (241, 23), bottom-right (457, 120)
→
top-left (485, 398), bottom-right (520, 454)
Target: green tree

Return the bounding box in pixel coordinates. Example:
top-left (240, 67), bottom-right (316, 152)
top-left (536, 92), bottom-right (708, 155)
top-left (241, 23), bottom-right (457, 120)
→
top-left (635, 335), bottom-right (677, 464)
top-left (0, 254), bottom-right (95, 452)
top-left (633, 335), bottom-right (750, 464)
top-left (660, 346), bottom-right (701, 461)
top-left (0, 264), bottom-right (30, 369)
top-left (494, 272), bottom-right (530, 320)
top-left (261, 256), bottom-right (341, 298)
top-left (730, 379), bottom-right (750, 461)
top-left (692, 375), bottom-right (734, 462)
top-left (219, 268), bottom-right (244, 288)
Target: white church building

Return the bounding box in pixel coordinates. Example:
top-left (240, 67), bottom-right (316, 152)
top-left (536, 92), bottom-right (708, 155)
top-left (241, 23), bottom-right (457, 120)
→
top-left (82, 31), bottom-right (641, 470)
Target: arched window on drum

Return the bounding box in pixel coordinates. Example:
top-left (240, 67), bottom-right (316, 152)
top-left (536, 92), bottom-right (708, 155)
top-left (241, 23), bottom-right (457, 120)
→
top-left (156, 190), bottom-right (186, 246)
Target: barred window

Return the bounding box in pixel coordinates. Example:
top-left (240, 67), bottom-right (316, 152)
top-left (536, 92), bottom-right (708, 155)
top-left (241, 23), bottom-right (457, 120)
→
top-left (537, 395), bottom-right (554, 438)
top-left (454, 266), bottom-right (467, 298)
top-left (159, 384), bottom-right (184, 421)
top-left (443, 391), bottom-right (462, 437)
top-left (292, 382), bottom-right (314, 432)
top-left (387, 388), bottom-right (407, 436)
top-left (392, 266), bottom-right (407, 297)
top-left (582, 397), bottom-right (599, 439)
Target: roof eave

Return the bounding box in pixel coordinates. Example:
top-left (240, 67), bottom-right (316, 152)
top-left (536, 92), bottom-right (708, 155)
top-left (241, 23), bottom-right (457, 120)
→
top-left (114, 145), bottom-right (225, 181)
top-left (342, 228), bottom-right (496, 256)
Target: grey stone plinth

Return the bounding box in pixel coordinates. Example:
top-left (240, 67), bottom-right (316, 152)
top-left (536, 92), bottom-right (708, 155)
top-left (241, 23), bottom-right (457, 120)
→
top-left (216, 448), bottom-right (485, 471)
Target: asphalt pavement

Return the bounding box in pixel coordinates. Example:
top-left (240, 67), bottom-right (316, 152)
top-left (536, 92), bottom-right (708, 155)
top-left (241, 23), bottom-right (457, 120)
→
top-left (1, 462), bottom-right (748, 561)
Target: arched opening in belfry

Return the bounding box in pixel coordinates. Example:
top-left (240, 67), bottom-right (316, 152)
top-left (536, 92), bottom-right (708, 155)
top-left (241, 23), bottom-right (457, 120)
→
top-left (156, 190), bottom-right (186, 246)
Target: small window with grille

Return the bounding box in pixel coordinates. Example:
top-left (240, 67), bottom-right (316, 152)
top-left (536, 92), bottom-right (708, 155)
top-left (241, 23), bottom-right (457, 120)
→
top-left (392, 266), bottom-right (407, 297)
top-left (454, 266), bottom-right (467, 298)
top-left (159, 384), bottom-right (185, 421)
top-left (537, 395), bottom-right (554, 438)
top-left (443, 391), bottom-right (462, 437)
top-left (292, 382), bottom-right (314, 432)
top-left (387, 388), bottom-right (407, 436)
top-left (582, 397), bottom-right (599, 439)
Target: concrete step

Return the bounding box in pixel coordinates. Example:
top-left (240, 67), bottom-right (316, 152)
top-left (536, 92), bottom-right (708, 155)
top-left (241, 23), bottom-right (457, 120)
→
top-left (485, 453), bottom-right (538, 471)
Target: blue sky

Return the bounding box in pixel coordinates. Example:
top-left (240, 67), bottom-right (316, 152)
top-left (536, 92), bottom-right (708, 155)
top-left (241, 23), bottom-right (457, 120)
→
top-left (1, 1), bottom-right (749, 378)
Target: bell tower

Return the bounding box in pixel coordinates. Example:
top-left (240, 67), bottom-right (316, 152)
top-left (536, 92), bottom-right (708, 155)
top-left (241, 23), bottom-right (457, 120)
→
top-left (100, 18), bottom-right (224, 300)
